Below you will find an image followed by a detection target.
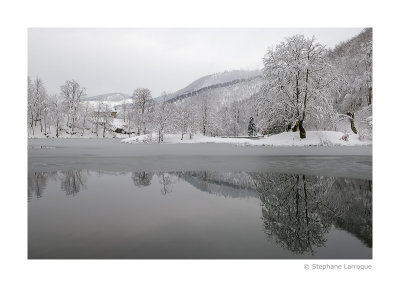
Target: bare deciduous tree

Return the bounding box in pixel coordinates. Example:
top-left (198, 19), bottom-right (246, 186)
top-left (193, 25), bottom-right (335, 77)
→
top-left (60, 80), bottom-right (86, 133)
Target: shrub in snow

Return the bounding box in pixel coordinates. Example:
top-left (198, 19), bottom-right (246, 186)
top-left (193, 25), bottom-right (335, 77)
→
top-left (317, 132), bottom-right (334, 146)
top-left (142, 133), bottom-right (154, 143)
top-left (340, 132), bottom-right (349, 142)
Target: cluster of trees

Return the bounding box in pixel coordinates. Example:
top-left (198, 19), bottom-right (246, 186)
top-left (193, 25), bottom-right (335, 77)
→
top-left (28, 77), bottom-right (90, 137)
top-left (27, 71), bottom-right (263, 140)
top-left (329, 28), bottom-right (372, 136)
top-left (28, 77), bottom-right (124, 138)
top-left (256, 28), bottom-right (372, 138)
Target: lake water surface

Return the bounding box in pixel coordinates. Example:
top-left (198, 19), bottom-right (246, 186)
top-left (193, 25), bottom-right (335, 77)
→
top-left (28, 168), bottom-right (372, 259)
top-left (28, 139), bottom-right (372, 259)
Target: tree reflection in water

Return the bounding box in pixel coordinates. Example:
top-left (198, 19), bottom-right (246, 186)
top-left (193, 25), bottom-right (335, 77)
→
top-left (157, 172), bottom-right (173, 195)
top-left (27, 169), bottom-right (372, 256)
top-left (28, 170), bottom-right (87, 199)
top-left (59, 170), bottom-right (87, 196)
top-left (28, 172), bottom-right (52, 200)
top-left (131, 171), bottom-right (154, 187)
top-left (250, 173), bottom-right (372, 254)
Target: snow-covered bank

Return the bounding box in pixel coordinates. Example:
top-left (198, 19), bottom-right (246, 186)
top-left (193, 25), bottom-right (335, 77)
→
top-left (121, 131), bottom-right (371, 146)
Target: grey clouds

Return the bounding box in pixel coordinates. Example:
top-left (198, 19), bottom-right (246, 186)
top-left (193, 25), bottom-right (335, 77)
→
top-left (28, 28), bottom-right (364, 98)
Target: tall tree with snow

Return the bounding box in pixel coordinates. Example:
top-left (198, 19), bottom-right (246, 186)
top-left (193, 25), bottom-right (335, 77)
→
top-left (132, 88), bottom-right (153, 135)
top-left (200, 95), bottom-right (210, 136)
top-left (261, 35), bottom-right (335, 138)
top-left (28, 77), bottom-right (48, 134)
top-left (155, 93), bottom-right (173, 143)
top-left (60, 80), bottom-right (86, 133)
top-left (48, 94), bottom-right (64, 138)
top-left (174, 100), bottom-right (191, 140)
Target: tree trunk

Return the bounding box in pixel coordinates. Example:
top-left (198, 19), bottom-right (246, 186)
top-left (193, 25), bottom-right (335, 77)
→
top-left (82, 118), bottom-right (86, 136)
top-left (299, 120), bottom-right (306, 139)
top-left (368, 87), bottom-right (372, 106)
top-left (292, 122), bottom-right (298, 132)
top-left (347, 112), bottom-right (357, 134)
top-left (56, 120), bottom-right (59, 138)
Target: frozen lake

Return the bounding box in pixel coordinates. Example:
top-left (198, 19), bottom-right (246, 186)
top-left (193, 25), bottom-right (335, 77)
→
top-left (28, 138), bottom-right (372, 179)
top-left (28, 139), bottom-right (372, 259)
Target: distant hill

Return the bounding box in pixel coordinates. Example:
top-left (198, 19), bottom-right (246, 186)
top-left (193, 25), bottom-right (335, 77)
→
top-left (84, 93), bottom-right (131, 102)
top-left (155, 69), bottom-right (261, 103)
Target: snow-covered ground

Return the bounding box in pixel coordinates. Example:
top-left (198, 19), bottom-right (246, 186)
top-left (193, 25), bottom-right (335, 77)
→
top-left (121, 131), bottom-right (371, 146)
top-left (28, 118), bottom-right (132, 139)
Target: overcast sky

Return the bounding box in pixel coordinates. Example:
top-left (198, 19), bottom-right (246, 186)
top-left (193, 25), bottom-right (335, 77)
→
top-left (28, 28), bottom-right (364, 98)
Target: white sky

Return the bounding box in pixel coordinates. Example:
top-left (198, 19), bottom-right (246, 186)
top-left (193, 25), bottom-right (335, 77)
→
top-left (28, 28), bottom-right (364, 98)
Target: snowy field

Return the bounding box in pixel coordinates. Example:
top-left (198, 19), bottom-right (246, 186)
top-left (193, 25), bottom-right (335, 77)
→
top-left (121, 131), bottom-right (371, 146)
top-left (28, 138), bottom-right (372, 179)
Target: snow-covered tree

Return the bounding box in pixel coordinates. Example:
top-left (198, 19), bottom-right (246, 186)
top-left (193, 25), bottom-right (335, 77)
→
top-left (174, 100), bottom-right (191, 140)
top-left (155, 93), bottom-right (173, 143)
top-left (60, 80), bottom-right (86, 133)
top-left (186, 105), bottom-right (197, 140)
top-left (132, 88), bottom-right (153, 135)
top-left (93, 101), bottom-right (103, 136)
top-left (230, 101), bottom-right (240, 136)
top-left (28, 77), bottom-right (48, 134)
top-left (101, 103), bottom-right (112, 138)
top-left (48, 94), bottom-right (64, 138)
top-left (260, 35), bottom-right (336, 138)
top-left (329, 28), bottom-right (372, 134)
top-left (79, 101), bottom-right (92, 136)
top-left (200, 95), bottom-right (209, 136)
top-left (121, 99), bottom-right (128, 122)
top-left (27, 77), bottom-right (35, 134)
top-left (248, 117), bottom-right (256, 136)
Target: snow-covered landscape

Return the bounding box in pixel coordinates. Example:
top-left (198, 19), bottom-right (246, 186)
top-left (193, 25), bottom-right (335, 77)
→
top-left (27, 28), bottom-right (373, 261)
top-left (28, 29), bottom-right (372, 148)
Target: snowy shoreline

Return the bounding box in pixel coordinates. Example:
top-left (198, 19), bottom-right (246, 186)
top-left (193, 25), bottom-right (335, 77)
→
top-left (120, 131), bottom-right (371, 147)
top-left (28, 130), bottom-right (372, 147)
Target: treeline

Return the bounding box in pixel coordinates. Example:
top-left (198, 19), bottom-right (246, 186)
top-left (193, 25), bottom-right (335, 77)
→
top-left (28, 29), bottom-right (372, 140)
top-left (28, 78), bottom-right (113, 138)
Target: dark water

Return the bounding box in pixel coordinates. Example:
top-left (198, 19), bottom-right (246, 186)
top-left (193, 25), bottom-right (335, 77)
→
top-left (28, 170), bottom-right (372, 259)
